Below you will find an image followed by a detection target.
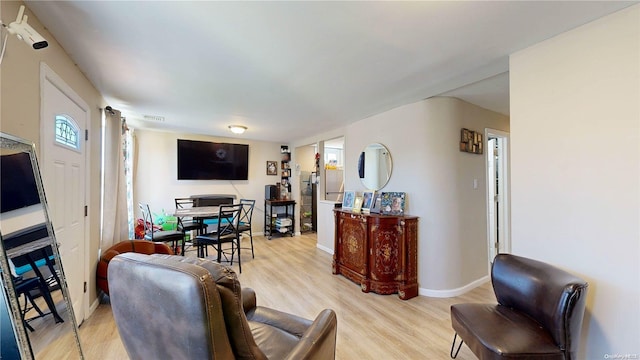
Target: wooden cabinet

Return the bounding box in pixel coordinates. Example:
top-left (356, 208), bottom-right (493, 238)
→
top-left (332, 209), bottom-right (418, 300)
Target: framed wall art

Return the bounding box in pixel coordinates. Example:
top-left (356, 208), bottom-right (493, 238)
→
top-left (460, 128), bottom-right (483, 154)
top-left (266, 161), bottom-right (278, 175)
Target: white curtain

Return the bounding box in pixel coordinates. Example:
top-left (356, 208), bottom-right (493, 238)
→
top-left (100, 108), bottom-right (129, 251)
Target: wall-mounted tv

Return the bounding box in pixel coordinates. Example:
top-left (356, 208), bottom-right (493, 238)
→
top-left (177, 139), bottom-right (249, 180)
top-left (0, 152), bottom-right (41, 213)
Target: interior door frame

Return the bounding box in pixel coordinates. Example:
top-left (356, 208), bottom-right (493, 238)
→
top-left (484, 128), bottom-right (510, 270)
top-left (39, 62), bottom-right (91, 322)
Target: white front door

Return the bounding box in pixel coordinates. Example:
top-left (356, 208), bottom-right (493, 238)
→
top-left (40, 64), bottom-right (88, 324)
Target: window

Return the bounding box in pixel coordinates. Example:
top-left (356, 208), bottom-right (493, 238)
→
top-left (55, 115), bottom-right (80, 150)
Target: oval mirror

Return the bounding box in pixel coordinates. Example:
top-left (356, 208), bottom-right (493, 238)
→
top-left (358, 143), bottom-right (392, 190)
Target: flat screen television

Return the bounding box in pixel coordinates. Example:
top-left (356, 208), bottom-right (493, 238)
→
top-left (177, 139), bottom-right (249, 180)
top-left (0, 152), bottom-right (41, 213)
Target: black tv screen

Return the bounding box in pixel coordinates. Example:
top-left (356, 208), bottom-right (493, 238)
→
top-left (177, 139), bottom-right (249, 180)
top-left (1, 152), bottom-right (41, 213)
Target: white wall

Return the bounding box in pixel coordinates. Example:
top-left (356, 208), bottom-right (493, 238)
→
top-left (510, 5), bottom-right (639, 357)
top-left (133, 129), bottom-right (283, 234)
top-left (344, 97), bottom-right (509, 294)
top-left (1, 1), bottom-right (105, 307)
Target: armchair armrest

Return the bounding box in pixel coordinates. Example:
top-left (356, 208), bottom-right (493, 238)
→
top-left (284, 309), bottom-right (337, 360)
top-left (242, 287), bottom-right (256, 313)
top-left (248, 306), bottom-right (312, 337)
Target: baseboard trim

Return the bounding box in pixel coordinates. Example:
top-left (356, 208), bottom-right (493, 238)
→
top-left (419, 275), bottom-right (490, 298)
top-left (86, 295), bottom-right (100, 319)
top-left (316, 243), bottom-right (334, 255)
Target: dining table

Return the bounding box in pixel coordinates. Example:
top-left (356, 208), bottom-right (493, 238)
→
top-left (173, 205), bottom-right (220, 219)
top-left (173, 205), bottom-right (220, 236)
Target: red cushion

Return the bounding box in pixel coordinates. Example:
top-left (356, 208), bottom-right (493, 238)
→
top-left (96, 240), bottom-right (173, 295)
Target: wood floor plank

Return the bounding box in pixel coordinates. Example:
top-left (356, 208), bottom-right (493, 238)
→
top-left (66, 233), bottom-right (493, 359)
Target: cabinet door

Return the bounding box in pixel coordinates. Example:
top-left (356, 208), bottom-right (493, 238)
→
top-left (336, 212), bottom-right (368, 276)
top-left (369, 217), bottom-right (402, 283)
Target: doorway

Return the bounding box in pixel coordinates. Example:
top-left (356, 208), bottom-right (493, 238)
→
top-left (294, 143), bottom-right (318, 233)
top-left (485, 129), bottom-right (510, 267)
top-left (40, 63), bottom-right (89, 324)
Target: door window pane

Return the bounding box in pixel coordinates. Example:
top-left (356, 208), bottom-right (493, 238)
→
top-left (55, 115), bottom-right (80, 149)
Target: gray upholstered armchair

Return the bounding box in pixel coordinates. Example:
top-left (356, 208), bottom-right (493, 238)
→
top-left (108, 253), bottom-right (337, 360)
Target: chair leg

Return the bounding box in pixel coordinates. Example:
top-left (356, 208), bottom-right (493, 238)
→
top-left (19, 293), bottom-right (38, 332)
top-left (236, 237), bottom-right (241, 273)
top-left (23, 316), bottom-right (35, 332)
top-left (249, 230), bottom-right (254, 258)
top-left (37, 279), bottom-right (64, 323)
top-left (450, 333), bottom-right (464, 359)
top-left (24, 293), bottom-right (45, 317)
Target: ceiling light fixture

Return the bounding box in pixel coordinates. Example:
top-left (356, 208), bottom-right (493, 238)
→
top-left (228, 125), bottom-right (247, 134)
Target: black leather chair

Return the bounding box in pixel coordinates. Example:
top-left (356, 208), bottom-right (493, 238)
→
top-left (450, 254), bottom-right (588, 360)
top-left (194, 203), bottom-right (243, 272)
top-left (108, 253), bottom-right (337, 360)
top-left (139, 203), bottom-right (185, 254)
top-left (238, 199), bottom-right (256, 258)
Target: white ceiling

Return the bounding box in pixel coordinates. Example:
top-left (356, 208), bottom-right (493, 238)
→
top-left (26, 1), bottom-right (635, 143)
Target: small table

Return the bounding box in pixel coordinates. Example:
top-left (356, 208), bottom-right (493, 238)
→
top-left (264, 200), bottom-right (296, 239)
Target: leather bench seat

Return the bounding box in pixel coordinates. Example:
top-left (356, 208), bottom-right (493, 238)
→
top-left (451, 304), bottom-right (564, 359)
top-left (450, 254), bottom-right (588, 360)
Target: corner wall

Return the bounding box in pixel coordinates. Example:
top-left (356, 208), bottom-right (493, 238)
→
top-left (510, 5), bottom-right (639, 357)
top-left (344, 97), bottom-right (509, 293)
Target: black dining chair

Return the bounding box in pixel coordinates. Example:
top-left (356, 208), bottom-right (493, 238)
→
top-left (194, 203), bottom-right (243, 272)
top-left (139, 203), bottom-right (185, 254)
top-left (238, 199), bottom-right (256, 258)
top-left (175, 197), bottom-right (208, 254)
top-left (14, 274), bottom-right (64, 331)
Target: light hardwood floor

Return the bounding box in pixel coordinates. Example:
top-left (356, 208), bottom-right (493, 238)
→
top-left (71, 233), bottom-right (493, 359)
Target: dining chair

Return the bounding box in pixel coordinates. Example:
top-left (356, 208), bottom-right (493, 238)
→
top-left (194, 203), bottom-right (243, 272)
top-left (175, 197), bottom-right (207, 254)
top-left (139, 203), bottom-right (185, 254)
top-left (14, 274), bottom-right (64, 331)
top-left (238, 199), bottom-right (256, 258)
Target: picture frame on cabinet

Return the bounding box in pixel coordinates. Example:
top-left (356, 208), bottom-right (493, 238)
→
top-left (342, 191), bottom-right (355, 210)
top-left (352, 196), bottom-right (363, 213)
top-left (381, 192), bottom-right (405, 215)
top-left (370, 193), bottom-right (382, 214)
top-left (361, 190), bottom-right (375, 213)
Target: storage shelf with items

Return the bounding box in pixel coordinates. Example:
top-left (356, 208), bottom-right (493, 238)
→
top-left (264, 199), bottom-right (296, 239)
top-left (280, 145), bottom-right (291, 200)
